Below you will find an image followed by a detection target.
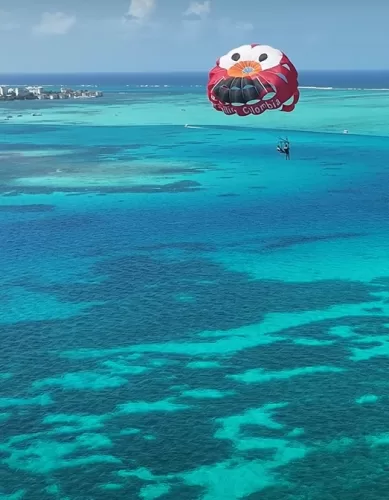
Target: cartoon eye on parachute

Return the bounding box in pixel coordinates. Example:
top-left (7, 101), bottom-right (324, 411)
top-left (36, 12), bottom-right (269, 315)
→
top-left (207, 44), bottom-right (299, 117)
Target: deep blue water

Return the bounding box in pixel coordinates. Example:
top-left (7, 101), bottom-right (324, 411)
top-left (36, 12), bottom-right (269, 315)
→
top-left (1, 73), bottom-right (389, 499)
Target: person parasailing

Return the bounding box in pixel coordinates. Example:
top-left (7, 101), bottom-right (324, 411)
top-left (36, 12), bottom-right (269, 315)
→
top-left (277, 137), bottom-right (290, 160)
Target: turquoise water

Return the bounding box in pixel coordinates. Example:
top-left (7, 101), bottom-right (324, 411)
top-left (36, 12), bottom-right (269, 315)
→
top-left (1, 73), bottom-right (389, 499)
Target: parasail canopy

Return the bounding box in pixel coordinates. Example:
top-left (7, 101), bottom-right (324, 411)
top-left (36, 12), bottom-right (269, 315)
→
top-left (207, 44), bottom-right (299, 117)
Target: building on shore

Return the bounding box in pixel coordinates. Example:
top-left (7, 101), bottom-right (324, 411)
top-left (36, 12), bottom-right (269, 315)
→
top-left (13, 87), bottom-right (30, 98)
top-left (26, 86), bottom-right (43, 96)
top-left (0, 85), bottom-right (103, 101)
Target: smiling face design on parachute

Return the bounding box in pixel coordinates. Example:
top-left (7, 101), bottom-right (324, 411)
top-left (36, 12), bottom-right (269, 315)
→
top-left (209, 43), bottom-right (298, 107)
top-left (219, 44), bottom-right (283, 78)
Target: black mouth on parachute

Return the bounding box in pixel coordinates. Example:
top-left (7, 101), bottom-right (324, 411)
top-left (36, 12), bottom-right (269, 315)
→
top-left (212, 77), bottom-right (276, 105)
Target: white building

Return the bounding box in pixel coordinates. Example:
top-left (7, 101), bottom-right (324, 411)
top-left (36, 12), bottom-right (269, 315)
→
top-left (26, 86), bottom-right (43, 96)
top-left (14, 87), bottom-right (29, 97)
top-left (0, 86), bottom-right (8, 96)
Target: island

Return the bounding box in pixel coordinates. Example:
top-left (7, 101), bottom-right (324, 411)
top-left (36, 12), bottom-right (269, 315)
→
top-left (0, 85), bottom-right (103, 101)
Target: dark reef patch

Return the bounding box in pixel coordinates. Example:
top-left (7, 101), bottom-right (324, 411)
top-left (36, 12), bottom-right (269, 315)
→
top-left (261, 232), bottom-right (366, 252)
top-left (0, 204), bottom-right (55, 212)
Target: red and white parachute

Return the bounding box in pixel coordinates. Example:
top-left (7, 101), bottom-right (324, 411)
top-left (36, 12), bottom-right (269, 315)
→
top-left (207, 43), bottom-right (299, 117)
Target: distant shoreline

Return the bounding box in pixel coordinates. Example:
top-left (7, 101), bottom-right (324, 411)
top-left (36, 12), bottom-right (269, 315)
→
top-left (0, 85), bottom-right (103, 101)
top-left (0, 70), bottom-right (387, 92)
top-left (0, 69), bottom-right (387, 75)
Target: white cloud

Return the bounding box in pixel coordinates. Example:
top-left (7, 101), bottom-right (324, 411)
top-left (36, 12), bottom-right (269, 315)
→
top-left (32, 12), bottom-right (76, 36)
top-left (0, 22), bottom-right (19, 31)
top-left (124, 0), bottom-right (156, 22)
top-left (235, 21), bottom-right (254, 31)
top-left (180, 19), bottom-right (204, 40)
top-left (0, 10), bottom-right (19, 31)
top-left (216, 17), bottom-right (254, 33)
top-left (184, 1), bottom-right (211, 18)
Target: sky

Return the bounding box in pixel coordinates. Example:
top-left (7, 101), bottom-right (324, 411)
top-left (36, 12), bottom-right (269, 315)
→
top-left (1, 0), bottom-right (388, 73)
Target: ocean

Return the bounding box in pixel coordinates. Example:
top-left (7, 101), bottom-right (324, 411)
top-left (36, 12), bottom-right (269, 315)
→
top-left (0, 71), bottom-right (389, 499)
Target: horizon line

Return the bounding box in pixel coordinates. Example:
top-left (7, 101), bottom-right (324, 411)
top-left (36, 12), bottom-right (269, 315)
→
top-left (0, 69), bottom-right (388, 75)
